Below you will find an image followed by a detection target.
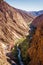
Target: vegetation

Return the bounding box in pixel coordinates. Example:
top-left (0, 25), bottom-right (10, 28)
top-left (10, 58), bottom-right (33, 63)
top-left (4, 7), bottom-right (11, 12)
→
top-left (12, 44), bottom-right (19, 64)
top-left (18, 36), bottom-right (30, 65)
top-left (18, 25), bottom-right (36, 65)
top-left (12, 38), bottom-right (26, 65)
top-left (12, 25), bottom-right (36, 65)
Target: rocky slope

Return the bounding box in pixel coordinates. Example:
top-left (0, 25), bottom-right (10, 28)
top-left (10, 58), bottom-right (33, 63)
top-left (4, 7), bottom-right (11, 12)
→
top-left (0, 0), bottom-right (35, 65)
top-left (0, 0), bottom-right (34, 48)
top-left (28, 14), bottom-right (43, 65)
top-left (29, 10), bottom-right (43, 16)
top-left (0, 0), bottom-right (43, 65)
top-left (0, 42), bottom-right (11, 65)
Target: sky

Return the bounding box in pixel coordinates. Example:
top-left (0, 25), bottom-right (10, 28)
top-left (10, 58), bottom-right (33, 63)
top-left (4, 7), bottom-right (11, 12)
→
top-left (4, 0), bottom-right (43, 11)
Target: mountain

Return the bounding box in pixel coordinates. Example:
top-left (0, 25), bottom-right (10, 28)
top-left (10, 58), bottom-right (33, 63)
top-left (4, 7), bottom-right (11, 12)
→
top-left (0, 1), bottom-right (33, 44)
top-left (0, 0), bottom-right (43, 65)
top-left (15, 14), bottom-right (43, 65)
top-left (0, 0), bottom-right (35, 65)
top-left (0, 0), bottom-right (35, 49)
top-left (29, 10), bottom-right (43, 16)
top-left (27, 14), bottom-right (43, 65)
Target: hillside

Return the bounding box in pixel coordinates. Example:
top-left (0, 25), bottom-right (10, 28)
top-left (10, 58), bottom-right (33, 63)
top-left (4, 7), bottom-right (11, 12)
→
top-left (27, 14), bottom-right (43, 65)
top-left (29, 10), bottom-right (43, 16)
top-left (1, 1), bottom-right (43, 65)
top-left (0, 0), bottom-right (35, 65)
top-left (0, 42), bottom-right (11, 65)
top-left (0, 0), bottom-right (34, 48)
top-left (13, 14), bottom-right (43, 65)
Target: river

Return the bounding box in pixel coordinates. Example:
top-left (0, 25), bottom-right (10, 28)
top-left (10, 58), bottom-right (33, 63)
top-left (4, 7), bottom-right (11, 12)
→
top-left (17, 45), bottom-right (24, 65)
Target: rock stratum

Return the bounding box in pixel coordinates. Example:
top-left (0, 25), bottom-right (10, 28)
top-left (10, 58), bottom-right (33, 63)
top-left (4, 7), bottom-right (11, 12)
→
top-left (0, 0), bottom-right (34, 65)
top-left (0, 0), bottom-right (34, 46)
top-left (0, 0), bottom-right (43, 65)
top-left (0, 42), bottom-right (11, 65)
top-left (28, 14), bottom-right (43, 65)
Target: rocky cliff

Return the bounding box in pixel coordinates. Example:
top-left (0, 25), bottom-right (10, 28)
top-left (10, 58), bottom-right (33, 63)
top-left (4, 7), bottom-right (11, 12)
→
top-left (0, 42), bottom-right (11, 65)
top-left (0, 0), bottom-right (34, 47)
top-left (0, 0), bottom-right (35, 65)
top-left (28, 14), bottom-right (43, 65)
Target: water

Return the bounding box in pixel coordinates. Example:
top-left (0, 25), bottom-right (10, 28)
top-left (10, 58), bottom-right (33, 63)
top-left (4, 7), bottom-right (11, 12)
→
top-left (17, 46), bottom-right (24, 65)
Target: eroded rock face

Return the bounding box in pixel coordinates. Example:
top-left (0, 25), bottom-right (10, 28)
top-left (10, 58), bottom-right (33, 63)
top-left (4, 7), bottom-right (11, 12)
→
top-left (0, 1), bottom-right (35, 64)
top-left (0, 42), bottom-right (11, 65)
top-left (28, 15), bottom-right (43, 65)
top-left (0, 0), bottom-right (34, 48)
top-left (0, 0), bottom-right (3, 2)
